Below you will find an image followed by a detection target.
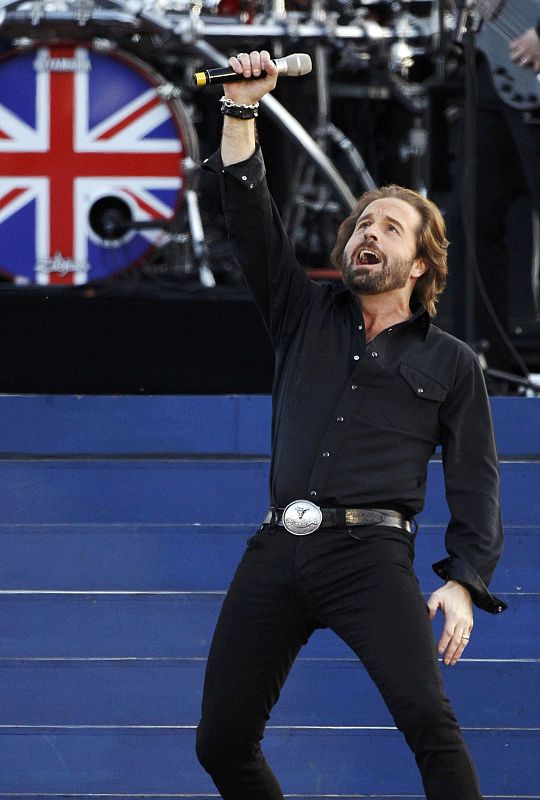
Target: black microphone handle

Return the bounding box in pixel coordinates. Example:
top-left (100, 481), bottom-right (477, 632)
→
top-left (193, 66), bottom-right (269, 87)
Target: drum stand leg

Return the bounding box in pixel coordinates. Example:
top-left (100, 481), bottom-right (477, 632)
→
top-left (282, 3), bottom-right (375, 261)
top-left (185, 188), bottom-right (216, 288)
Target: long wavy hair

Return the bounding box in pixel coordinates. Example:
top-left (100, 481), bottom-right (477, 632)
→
top-left (330, 185), bottom-right (449, 317)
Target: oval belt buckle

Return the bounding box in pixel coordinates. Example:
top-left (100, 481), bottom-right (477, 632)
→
top-left (282, 500), bottom-right (323, 535)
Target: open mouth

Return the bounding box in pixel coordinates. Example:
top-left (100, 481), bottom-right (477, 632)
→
top-left (355, 248), bottom-right (383, 267)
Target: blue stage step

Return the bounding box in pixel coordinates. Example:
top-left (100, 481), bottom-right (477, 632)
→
top-left (0, 728), bottom-right (535, 795)
top-left (0, 593), bottom-right (534, 659)
top-left (0, 796), bottom-right (532, 800)
top-left (0, 524), bottom-right (535, 591)
top-left (0, 395), bottom-right (537, 797)
top-left (0, 658), bottom-right (535, 729)
top-left (0, 459), bottom-right (538, 525)
top-left (0, 395), bottom-right (537, 457)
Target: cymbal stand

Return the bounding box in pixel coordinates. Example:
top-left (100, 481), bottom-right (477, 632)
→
top-left (184, 183), bottom-right (215, 288)
top-left (159, 156), bottom-right (215, 288)
top-left (124, 158), bottom-right (215, 288)
top-left (282, 0), bottom-right (376, 259)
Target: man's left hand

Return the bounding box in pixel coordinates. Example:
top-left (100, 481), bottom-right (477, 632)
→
top-left (509, 27), bottom-right (540, 72)
top-left (427, 581), bottom-right (473, 666)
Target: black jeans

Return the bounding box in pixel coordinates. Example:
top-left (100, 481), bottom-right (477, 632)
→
top-left (196, 524), bottom-right (482, 799)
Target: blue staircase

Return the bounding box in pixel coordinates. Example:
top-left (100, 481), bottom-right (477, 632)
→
top-left (0, 394), bottom-right (538, 799)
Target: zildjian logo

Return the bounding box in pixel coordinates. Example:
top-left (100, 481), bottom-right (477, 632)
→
top-left (37, 252), bottom-right (89, 277)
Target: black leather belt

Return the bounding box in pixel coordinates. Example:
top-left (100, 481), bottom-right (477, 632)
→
top-left (263, 500), bottom-right (412, 536)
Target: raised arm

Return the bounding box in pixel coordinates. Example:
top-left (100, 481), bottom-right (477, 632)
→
top-left (207, 50), bottom-right (316, 346)
top-left (220, 51), bottom-right (278, 166)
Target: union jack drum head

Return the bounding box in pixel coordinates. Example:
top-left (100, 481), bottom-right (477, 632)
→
top-left (0, 43), bottom-right (197, 285)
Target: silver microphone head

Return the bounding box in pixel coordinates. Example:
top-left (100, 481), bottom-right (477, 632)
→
top-left (274, 53), bottom-right (313, 77)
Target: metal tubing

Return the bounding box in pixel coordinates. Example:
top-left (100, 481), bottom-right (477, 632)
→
top-left (191, 39), bottom-right (356, 211)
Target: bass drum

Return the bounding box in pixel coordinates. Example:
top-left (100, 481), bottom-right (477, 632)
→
top-left (0, 42), bottom-right (198, 285)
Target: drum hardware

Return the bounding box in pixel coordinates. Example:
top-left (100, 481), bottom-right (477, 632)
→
top-left (271, 0), bottom-right (286, 18)
top-left (191, 37), bottom-right (356, 210)
top-left (389, 40), bottom-right (415, 77)
top-left (430, 0), bottom-right (451, 80)
top-left (184, 186), bottom-right (215, 287)
top-left (157, 81), bottom-right (184, 99)
top-left (397, 114), bottom-right (428, 192)
top-left (282, 0), bottom-right (375, 264)
top-left (0, 0), bottom-right (455, 281)
top-left (0, 0), bottom-right (142, 40)
top-left (387, 70), bottom-right (427, 111)
top-left (74, 0), bottom-right (94, 26)
top-left (88, 173), bottom-right (216, 287)
top-left (89, 196), bottom-right (134, 241)
top-left (88, 198), bottom-right (192, 239)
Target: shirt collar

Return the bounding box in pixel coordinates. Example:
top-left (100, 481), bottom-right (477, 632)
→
top-left (336, 289), bottom-right (431, 340)
top-left (410, 301), bottom-right (431, 339)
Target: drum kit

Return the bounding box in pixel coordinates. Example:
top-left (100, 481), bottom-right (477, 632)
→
top-left (0, 0), bottom-right (455, 285)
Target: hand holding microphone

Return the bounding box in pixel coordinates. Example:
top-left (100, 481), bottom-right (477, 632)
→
top-left (193, 50), bottom-right (311, 108)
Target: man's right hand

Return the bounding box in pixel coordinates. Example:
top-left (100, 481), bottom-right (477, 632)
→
top-left (223, 50), bottom-right (279, 106)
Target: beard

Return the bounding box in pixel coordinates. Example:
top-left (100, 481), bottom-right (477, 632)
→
top-left (341, 252), bottom-right (416, 295)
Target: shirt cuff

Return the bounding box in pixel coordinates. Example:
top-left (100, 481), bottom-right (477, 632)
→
top-left (432, 557), bottom-right (508, 614)
top-left (202, 147), bottom-right (266, 189)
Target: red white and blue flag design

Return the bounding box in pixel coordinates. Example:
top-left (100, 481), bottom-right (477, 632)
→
top-left (0, 45), bottom-right (186, 284)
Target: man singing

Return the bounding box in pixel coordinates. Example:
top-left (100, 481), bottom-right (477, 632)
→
top-left (196, 51), bottom-right (506, 800)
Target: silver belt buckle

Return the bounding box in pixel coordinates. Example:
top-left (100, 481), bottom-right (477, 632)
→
top-left (282, 500), bottom-right (323, 536)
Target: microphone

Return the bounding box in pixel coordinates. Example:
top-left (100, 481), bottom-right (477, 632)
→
top-left (193, 53), bottom-right (312, 87)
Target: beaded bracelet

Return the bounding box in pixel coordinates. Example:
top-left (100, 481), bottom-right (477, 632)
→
top-left (220, 96), bottom-right (259, 120)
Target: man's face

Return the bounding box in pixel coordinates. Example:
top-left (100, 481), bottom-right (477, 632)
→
top-left (341, 197), bottom-right (424, 295)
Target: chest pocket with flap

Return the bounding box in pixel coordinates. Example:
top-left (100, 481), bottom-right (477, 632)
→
top-left (398, 362), bottom-right (449, 402)
top-left (371, 361), bottom-right (450, 443)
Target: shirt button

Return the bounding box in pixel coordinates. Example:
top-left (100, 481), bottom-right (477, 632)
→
top-left (358, 325), bottom-right (363, 330)
top-left (371, 352), bottom-right (378, 358)
top-left (310, 490), bottom-right (317, 497)
top-left (241, 175), bottom-right (248, 181)
top-left (249, 183), bottom-right (254, 189)
top-left (417, 387), bottom-right (424, 394)
top-left (387, 328), bottom-right (393, 334)
top-left (351, 384), bottom-right (358, 390)
top-left (353, 355), bottom-right (360, 361)
top-left (322, 451), bottom-right (330, 458)
top-left (336, 416), bottom-right (344, 422)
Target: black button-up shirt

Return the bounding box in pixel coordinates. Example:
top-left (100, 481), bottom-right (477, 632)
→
top-left (205, 148), bottom-right (506, 614)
